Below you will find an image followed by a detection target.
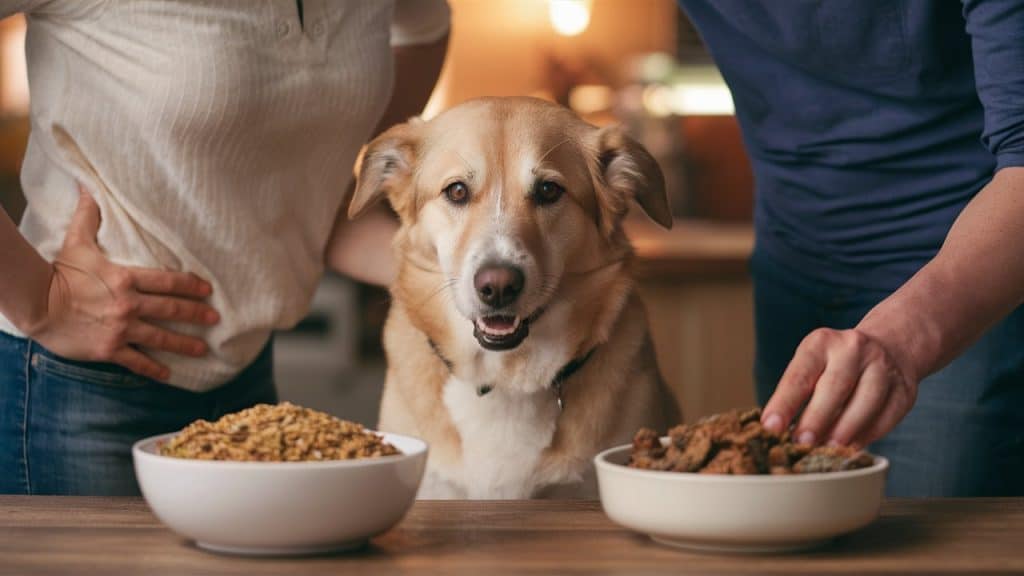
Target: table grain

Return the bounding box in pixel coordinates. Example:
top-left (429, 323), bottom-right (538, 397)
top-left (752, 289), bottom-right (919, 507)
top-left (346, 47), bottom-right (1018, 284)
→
top-left (2, 497), bottom-right (1022, 575)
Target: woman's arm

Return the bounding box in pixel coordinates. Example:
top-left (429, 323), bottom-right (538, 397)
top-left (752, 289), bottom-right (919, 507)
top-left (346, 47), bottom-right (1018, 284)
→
top-left (0, 187), bottom-right (220, 381)
top-left (0, 207), bottom-right (53, 333)
top-left (325, 3), bottom-right (450, 287)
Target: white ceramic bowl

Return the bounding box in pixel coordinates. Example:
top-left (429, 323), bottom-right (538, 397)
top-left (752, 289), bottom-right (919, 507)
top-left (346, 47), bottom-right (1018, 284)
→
top-left (133, 432), bottom-right (427, 555)
top-left (595, 441), bottom-right (888, 553)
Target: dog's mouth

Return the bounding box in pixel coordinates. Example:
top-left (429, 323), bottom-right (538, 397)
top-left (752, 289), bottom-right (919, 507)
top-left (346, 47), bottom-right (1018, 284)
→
top-left (473, 315), bottom-right (528, 350)
top-left (472, 308), bottom-right (544, 351)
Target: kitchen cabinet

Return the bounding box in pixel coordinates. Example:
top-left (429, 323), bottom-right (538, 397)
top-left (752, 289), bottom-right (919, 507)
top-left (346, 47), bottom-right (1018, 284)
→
top-left (627, 217), bottom-right (756, 421)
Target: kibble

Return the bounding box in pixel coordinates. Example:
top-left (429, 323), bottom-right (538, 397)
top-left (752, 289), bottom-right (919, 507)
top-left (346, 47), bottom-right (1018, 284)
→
top-left (159, 402), bottom-right (400, 461)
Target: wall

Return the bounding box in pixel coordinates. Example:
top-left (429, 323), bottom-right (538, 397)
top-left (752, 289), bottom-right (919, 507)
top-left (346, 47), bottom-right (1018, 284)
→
top-left (427, 0), bottom-right (677, 112)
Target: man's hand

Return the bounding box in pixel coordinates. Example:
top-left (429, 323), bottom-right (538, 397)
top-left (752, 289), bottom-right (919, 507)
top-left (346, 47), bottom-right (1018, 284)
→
top-left (762, 327), bottom-right (919, 448)
top-left (25, 186), bottom-right (219, 380)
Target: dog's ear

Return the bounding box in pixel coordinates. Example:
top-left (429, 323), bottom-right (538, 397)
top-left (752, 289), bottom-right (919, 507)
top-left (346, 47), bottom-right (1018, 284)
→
top-left (591, 125), bottom-right (672, 234)
top-left (349, 120), bottom-right (422, 220)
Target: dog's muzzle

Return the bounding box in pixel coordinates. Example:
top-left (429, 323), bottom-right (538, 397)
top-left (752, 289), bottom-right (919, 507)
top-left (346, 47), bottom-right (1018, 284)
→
top-left (472, 262), bottom-right (533, 350)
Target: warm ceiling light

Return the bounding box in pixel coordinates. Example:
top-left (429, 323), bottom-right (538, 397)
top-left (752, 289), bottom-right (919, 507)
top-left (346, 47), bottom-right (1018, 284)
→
top-left (548, 0), bottom-right (591, 37)
top-left (0, 15), bottom-right (28, 116)
top-left (569, 84), bottom-right (613, 114)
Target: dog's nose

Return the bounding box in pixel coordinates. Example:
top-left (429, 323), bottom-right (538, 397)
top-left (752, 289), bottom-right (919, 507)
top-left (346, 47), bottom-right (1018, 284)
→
top-left (474, 264), bottom-right (524, 308)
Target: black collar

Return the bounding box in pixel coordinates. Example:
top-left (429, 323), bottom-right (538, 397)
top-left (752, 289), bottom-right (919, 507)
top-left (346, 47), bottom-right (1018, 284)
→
top-left (426, 337), bottom-right (596, 413)
top-left (427, 338), bottom-right (454, 372)
top-left (549, 347), bottom-right (596, 412)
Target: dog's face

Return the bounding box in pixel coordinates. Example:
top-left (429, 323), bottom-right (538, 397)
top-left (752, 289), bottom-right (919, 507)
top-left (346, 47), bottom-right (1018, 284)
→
top-left (350, 97), bottom-right (671, 351)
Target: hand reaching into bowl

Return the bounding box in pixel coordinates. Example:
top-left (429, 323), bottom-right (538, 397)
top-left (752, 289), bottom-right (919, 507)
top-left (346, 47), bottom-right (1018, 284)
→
top-left (761, 327), bottom-right (919, 449)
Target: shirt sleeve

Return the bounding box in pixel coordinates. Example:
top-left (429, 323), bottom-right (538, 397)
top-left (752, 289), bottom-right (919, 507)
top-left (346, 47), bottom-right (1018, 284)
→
top-left (0, 0), bottom-right (52, 18)
top-left (391, 0), bottom-right (451, 47)
top-left (962, 0), bottom-right (1024, 170)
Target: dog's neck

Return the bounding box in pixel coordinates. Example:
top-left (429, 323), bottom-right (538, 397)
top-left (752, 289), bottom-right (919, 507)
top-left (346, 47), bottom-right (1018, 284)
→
top-left (426, 335), bottom-right (597, 412)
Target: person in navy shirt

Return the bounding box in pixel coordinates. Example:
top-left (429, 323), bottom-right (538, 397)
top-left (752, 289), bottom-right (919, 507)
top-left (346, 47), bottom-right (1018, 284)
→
top-left (677, 0), bottom-right (1024, 496)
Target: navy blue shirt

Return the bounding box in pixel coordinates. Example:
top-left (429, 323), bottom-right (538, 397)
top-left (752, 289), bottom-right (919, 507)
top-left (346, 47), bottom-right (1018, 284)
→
top-left (678, 1), bottom-right (1024, 291)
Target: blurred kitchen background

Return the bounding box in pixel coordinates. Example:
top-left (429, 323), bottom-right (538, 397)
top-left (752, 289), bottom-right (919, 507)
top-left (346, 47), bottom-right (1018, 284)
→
top-left (0, 0), bottom-right (755, 425)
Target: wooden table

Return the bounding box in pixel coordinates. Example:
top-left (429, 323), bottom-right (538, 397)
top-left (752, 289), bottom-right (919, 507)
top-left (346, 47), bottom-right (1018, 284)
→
top-left (2, 497), bottom-right (1022, 575)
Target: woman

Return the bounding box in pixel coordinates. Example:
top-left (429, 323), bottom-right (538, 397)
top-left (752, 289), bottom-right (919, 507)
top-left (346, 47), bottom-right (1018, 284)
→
top-left (0, 0), bottom-right (449, 495)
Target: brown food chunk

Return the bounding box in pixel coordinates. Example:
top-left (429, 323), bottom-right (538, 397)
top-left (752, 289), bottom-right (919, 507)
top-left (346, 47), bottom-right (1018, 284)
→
top-left (632, 427), bottom-right (661, 452)
top-left (699, 448), bottom-right (758, 475)
top-left (793, 446), bottom-right (875, 474)
top-left (627, 407), bottom-right (875, 475)
top-left (768, 442), bottom-right (811, 469)
top-left (738, 406), bottom-right (762, 425)
top-left (667, 423), bottom-right (690, 447)
top-left (627, 427), bottom-right (669, 470)
top-left (665, 426), bottom-right (713, 472)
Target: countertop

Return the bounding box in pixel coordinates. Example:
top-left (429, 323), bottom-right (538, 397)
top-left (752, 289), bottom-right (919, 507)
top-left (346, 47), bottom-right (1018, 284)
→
top-left (3, 496), bottom-right (1022, 575)
top-left (625, 217), bottom-right (754, 281)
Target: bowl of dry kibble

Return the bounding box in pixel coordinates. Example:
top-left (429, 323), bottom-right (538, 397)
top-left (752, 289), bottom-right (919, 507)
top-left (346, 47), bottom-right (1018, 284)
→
top-left (132, 402), bottom-right (427, 556)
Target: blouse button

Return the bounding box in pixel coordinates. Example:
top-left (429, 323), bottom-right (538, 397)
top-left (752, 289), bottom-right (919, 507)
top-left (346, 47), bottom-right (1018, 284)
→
top-left (276, 20), bottom-right (290, 37)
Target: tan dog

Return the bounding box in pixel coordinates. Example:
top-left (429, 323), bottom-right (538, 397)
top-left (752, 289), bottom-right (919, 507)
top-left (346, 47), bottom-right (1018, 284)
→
top-left (349, 97), bottom-right (678, 499)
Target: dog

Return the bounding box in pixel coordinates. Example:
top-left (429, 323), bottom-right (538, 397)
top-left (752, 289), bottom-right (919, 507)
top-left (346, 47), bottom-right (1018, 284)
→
top-left (349, 97), bottom-right (679, 499)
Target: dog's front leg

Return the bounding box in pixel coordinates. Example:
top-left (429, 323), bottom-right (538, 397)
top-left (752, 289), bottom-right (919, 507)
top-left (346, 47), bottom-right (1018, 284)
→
top-left (417, 468), bottom-right (466, 499)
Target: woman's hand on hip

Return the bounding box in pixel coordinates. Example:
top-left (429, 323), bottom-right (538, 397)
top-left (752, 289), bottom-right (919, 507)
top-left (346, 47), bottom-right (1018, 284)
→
top-left (761, 327), bottom-right (919, 448)
top-left (25, 186), bottom-right (220, 381)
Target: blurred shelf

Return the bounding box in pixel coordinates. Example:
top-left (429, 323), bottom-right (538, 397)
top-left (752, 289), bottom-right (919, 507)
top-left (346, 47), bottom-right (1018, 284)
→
top-left (626, 217), bottom-right (754, 281)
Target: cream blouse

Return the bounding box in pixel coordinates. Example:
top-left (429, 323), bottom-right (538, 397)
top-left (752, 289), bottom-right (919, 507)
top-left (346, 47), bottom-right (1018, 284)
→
top-left (0, 0), bottom-right (450, 390)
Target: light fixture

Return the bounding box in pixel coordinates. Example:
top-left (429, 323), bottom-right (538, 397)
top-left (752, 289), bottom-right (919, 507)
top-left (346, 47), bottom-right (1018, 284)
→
top-left (668, 83), bottom-right (735, 115)
top-left (548, 0), bottom-right (592, 37)
top-left (0, 15), bottom-right (28, 116)
top-left (569, 84), bottom-right (613, 115)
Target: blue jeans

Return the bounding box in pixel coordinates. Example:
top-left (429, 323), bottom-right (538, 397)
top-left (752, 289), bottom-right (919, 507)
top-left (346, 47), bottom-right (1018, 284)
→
top-left (0, 331), bottom-right (276, 495)
top-left (751, 250), bottom-right (1024, 497)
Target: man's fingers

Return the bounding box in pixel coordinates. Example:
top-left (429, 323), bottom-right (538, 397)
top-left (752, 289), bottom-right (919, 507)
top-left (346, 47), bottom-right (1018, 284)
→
top-left (131, 268), bottom-right (213, 298)
top-left (793, 349), bottom-right (860, 445)
top-left (65, 185), bottom-right (102, 245)
top-left (825, 362), bottom-right (892, 447)
top-left (111, 347), bottom-right (170, 381)
top-left (126, 322), bottom-right (208, 357)
top-left (852, 379), bottom-right (916, 447)
top-left (762, 332), bottom-right (828, 434)
top-left (136, 295), bottom-right (219, 325)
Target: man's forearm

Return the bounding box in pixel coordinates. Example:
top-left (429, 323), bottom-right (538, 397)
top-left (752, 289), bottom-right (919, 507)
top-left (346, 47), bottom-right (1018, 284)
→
top-left (0, 208), bottom-right (52, 333)
top-left (857, 167), bottom-right (1024, 381)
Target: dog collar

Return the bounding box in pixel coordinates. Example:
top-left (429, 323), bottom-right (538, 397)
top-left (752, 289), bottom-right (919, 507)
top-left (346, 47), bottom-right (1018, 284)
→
top-left (426, 336), bottom-right (596, 413)
top-left (548, 347), bottom-right (596, 412)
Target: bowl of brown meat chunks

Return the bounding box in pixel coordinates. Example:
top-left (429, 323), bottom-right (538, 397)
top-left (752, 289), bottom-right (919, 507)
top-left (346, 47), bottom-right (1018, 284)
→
top-left (594, 407), bottom-right (888, 553)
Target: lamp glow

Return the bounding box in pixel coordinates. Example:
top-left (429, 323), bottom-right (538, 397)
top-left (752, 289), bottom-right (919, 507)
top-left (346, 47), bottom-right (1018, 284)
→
top-left (0, 15), bottom-right (28, 116)
top-left (549, 0), bottom-right (591, 37)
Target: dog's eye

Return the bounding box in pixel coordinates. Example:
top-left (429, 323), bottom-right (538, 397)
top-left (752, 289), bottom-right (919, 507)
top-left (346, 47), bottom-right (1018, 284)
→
top-left (533, 181), bottom-right (565, 205)
top-left (443, 181), bottom-right (470, 205)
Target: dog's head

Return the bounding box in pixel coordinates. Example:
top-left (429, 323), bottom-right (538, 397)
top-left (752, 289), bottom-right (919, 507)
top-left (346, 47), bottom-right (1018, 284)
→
top-left (350, 97), bottom-right (670, 351)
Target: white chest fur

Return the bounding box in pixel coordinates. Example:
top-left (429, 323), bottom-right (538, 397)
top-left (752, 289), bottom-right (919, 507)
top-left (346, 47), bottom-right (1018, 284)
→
top-left (438, 376), bottom-right (561, 499)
